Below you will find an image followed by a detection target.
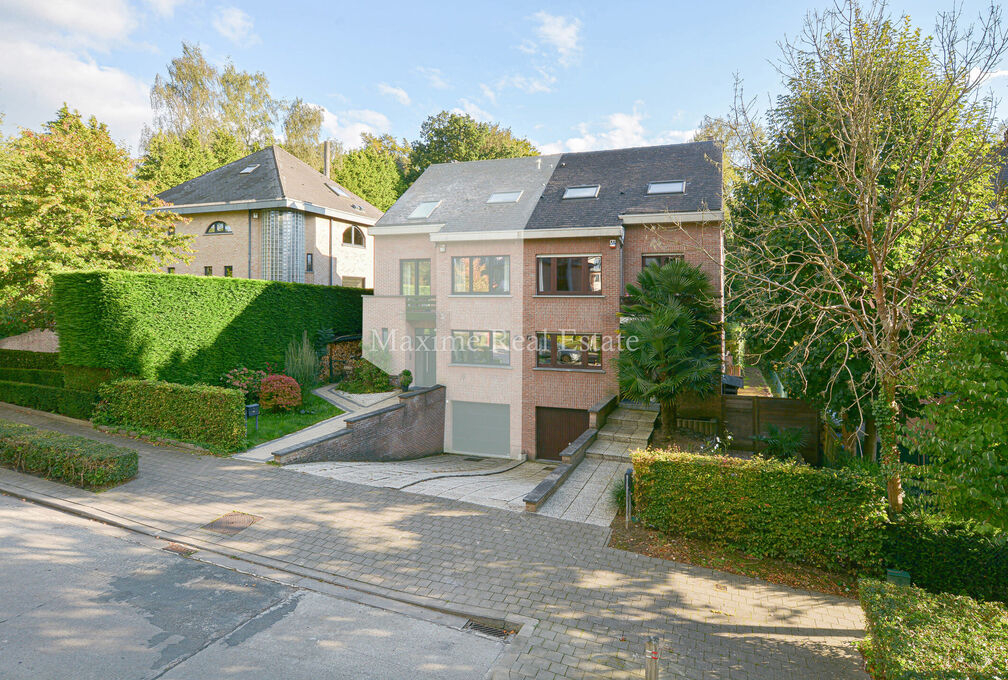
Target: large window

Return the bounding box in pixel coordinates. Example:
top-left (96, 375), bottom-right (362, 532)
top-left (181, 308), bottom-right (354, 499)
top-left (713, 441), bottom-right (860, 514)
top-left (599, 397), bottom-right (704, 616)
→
top-left (342, 226), bottom-right (365, 246)
top-left (536, 333), bottom-right (602, 370)
top-left (206, 221), bottom-right (232, 234)
top-left (450, 330), bottom-right (510, 366)
top-left (642, 253), bottom-right (684, 269)
top-left (537, 256), bottom-right (602, 294)
top-left (452, 256), bottom-right (509, 294)
top-left (400, 259), bottom-right (431, 296)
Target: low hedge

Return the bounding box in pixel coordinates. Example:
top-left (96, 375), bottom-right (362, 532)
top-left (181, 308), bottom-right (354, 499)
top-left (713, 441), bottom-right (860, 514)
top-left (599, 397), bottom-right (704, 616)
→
top-left (62, 365), bottom-right (113, 392)
top-left (631, 450), bottom-right (888, 572)
top-left (885, 515), bottom-right (1008, 603)
top-left (0, 380), bottom-right (97, 419)
top-left (0, 419), bottom-right (138, 489)
top-left (93, 379), bottom-right (245, 453)
top-left (859, 578), bottom-right (1008, 680)
top-left (0, 348), bottom-right (59, 370)
top-left (0, 367), bottom-right (64, 387)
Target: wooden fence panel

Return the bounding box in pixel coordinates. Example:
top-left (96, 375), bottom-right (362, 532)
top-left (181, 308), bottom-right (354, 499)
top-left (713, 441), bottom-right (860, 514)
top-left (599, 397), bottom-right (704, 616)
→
top-left (721, 395), bottom-right (821, 465)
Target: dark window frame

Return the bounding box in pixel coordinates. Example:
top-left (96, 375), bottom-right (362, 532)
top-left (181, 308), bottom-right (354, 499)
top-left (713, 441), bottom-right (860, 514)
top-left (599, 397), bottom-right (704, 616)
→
top-left (223, 265), bottom-right (234, 277)
top-left (536, 255), bottom-right (602, 295)
top-left (204, 265), bottom-right (213, 276)
top-left (641, 253), bottom-right (685, 269)
top-left (342, 225), bottom-right (365, 246)
top-left (166, 267), bottom-right (175, 274)
top-left (450, 330), bottom-right (510, 367)
top-left (535, 332), bottom-right (603, 370)
top-left (306, 253), bottom-right (313, 272)
top-left (205, 221), bottom-right (232, 234)
top-left (400, 258), bottom-right (432, 297)
top-left (451, 256), bottom-right (510, 295)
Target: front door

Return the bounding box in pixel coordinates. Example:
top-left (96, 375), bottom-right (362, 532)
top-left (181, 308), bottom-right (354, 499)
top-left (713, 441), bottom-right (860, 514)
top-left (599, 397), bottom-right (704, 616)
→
top-left (414, 328), bottom-right (436, 387)
top-left (535, 407), bottom-right (589, 461)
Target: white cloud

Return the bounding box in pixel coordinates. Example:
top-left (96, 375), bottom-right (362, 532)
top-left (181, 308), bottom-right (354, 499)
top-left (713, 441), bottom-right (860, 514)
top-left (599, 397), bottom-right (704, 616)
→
top-left (415, 66), bottom-right (449, 90)
top-left (321, 108), bottom-right (391, 148)
top-left (451, 99), bottom-right (492, 122)
top-left (479, 83), bottom-right (497, 105)
top-left (972, 67), bottom-right (1008, 82)
top-left (531, 11), bottom-right (582, 66)
top-left (495, 69), bottom-right (555, 95)
top-left (540, 105), bottom-right (696, 153)
top-left (0, 0), bottom-right (136, 48)
top-left (0, 39), bottom-right (151, 151)
top-left (377, 83), bottom-right (411, 106)
top-left (143, 0), bottom-right (186, 17)
top-left (212, 6), bottom-right (258, 45)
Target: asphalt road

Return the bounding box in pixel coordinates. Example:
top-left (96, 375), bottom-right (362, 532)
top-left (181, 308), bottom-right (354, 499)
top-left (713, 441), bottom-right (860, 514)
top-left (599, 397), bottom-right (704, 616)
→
top-left (0, 493), bottom-right (505, 679)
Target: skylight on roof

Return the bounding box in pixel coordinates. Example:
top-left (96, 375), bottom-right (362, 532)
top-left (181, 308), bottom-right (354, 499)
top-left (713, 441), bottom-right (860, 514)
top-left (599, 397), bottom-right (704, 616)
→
top-left (326, 183), bottom-right (348, 197)
top-left (487, 191), bottom-right (523, 204)
top-left (408, 200), bottom-right (441, 219)
top-left (239, 164), bottom-right (260, 174)
top-left (647, 181), bottom-right (685, 195)
top-left (562, 185), bottom-right (600, 199)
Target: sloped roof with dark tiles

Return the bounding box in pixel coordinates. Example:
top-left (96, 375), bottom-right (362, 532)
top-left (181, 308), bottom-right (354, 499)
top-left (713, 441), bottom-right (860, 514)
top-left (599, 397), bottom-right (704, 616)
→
top-left (525, 141), bottom-right (723, 229)
top-left (157, 145), bottom-right (382, 221)
top-left (376, 154), bottom-right (562, 232)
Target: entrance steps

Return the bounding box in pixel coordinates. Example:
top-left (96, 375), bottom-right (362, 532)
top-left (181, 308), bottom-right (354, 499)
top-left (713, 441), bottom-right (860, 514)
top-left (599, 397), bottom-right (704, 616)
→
top-left (586, 407), bottom-right (657, 461)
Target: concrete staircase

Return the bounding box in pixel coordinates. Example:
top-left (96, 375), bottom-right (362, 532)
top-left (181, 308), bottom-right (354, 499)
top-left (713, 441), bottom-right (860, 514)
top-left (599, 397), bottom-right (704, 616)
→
top-left (586, 407), bottom-right (657, 461)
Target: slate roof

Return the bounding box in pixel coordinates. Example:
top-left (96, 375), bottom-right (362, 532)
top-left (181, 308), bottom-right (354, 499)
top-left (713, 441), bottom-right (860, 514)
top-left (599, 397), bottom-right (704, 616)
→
top-left (376, 154), bottom-right (562, 232)
top-left (157, 145), bottom-right (382, 222)
top-left (525, 141), bottom-right (723, 230)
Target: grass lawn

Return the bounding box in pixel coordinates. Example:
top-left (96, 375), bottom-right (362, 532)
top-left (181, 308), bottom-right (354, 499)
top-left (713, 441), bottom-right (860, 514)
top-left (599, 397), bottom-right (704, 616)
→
top-left (241, 394), bottom-right (343, 450)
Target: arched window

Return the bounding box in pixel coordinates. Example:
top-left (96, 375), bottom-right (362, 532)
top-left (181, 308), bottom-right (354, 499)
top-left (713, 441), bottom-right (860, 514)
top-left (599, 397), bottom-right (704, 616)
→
top-left (342, 226), bottom-right (365, 246)
top-left (206, 221), bottom-right (232, 234)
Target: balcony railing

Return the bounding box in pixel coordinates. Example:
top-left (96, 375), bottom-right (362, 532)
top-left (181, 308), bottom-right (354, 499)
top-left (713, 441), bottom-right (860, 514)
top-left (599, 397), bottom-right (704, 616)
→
top-left (404, 295), bottom-right (436, 322)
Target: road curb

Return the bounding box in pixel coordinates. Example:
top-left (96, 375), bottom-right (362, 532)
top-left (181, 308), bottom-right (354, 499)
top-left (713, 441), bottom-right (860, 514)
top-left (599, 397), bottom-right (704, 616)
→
top-left (0, 479), bottom-right (536, 675)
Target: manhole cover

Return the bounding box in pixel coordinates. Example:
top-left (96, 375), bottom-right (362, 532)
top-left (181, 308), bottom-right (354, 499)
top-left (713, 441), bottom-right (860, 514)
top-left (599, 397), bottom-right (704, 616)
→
top-left (202, 511), bottom-right (261, 536)
top-left (462, 619), bottom-right (513, 640)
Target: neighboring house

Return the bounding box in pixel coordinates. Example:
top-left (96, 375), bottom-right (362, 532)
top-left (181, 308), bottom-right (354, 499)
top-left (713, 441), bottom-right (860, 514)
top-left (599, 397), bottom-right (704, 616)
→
top-left (363, 142), bottom-right (724, 460)
top-left (154, 145), bottom-right (381, 287)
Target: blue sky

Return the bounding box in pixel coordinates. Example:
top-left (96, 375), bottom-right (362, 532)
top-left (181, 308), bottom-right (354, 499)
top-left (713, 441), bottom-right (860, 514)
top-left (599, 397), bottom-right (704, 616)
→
top-left (2, 0), bottom-right (1006, 155)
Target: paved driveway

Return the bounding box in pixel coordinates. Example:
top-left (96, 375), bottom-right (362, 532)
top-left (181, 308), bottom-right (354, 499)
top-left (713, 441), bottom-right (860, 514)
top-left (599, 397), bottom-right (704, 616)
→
top-left (0, 405), bottom-right (868, 680)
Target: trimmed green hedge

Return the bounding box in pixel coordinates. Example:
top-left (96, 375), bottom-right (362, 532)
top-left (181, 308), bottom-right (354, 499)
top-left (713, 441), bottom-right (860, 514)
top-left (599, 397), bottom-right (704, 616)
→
top-left (93, 379), bottom-right (245, 453)
top-left (859, 579), bottom-right (1008, 680)
top-left (53, 270), bottom-right (366, 385)
top-left (61, 365), bottom-right (114, 392)
top-left (885, 515), bottom-right (1008, 603)
top-left (0, 419), bottom-right (138, 489)
top-left (631, 450), bottom-right (888, 572)
top-left (0, 367), bottom-right (64, 387)
top-left (0, 380), bottom-right (97, 419)
top-left (0, 348), bottom-right (58, 370)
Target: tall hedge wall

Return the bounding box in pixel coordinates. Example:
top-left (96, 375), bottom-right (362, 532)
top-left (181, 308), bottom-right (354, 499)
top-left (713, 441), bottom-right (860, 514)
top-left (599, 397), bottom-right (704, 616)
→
top-left (52, 271), bottom-right (366, 385)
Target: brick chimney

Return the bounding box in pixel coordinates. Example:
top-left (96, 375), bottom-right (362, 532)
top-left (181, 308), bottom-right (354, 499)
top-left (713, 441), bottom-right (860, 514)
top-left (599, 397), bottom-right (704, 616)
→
top-left (323, 140), bottom-right (331, 178)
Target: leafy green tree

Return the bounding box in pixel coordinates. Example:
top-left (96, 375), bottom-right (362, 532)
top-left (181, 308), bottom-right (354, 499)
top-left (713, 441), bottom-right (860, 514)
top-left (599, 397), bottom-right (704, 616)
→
top-left (219, 62), bottom-right (279, 149)
top-left (0, 107), bottom-right (192, 332)
top-left (908, 244), bottom-right (1008, 531)
top-left (281, 98), bottom-right (324, 169)
top-left (618, 260), bottom-right (722, 437)
top-left (407, 111), bottom-right (537, 183)
top-left (331, 145), bottom-right (407, 211)
top-left (361, 132), bottom-right (412, 177)
top-left (150, 42), bottom-right (221, 142)
top-left (137, 128), bottom-right (246, 193)
top-left (727, 1), bottom-right (1006, 511)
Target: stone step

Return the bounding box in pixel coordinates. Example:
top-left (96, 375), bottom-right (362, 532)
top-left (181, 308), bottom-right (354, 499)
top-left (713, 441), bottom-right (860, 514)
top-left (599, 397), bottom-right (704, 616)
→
top-left (586, 440), bottom-right (642, 462)
top-left (595, 430), bottom-right (651, 446)
top-left (606, 408), bottom-right (658, 426)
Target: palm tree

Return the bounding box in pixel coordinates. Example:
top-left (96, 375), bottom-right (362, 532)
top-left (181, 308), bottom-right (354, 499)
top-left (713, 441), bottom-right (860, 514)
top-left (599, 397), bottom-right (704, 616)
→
top-left (618, 260), bottom-right (722, 437)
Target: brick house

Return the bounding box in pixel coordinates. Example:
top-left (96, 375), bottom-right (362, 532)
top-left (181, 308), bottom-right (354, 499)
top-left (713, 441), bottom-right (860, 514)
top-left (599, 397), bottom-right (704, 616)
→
top-left (154, 145), bottom-right (381, 287)
top-left (362, 142), bottom-right (724, 460)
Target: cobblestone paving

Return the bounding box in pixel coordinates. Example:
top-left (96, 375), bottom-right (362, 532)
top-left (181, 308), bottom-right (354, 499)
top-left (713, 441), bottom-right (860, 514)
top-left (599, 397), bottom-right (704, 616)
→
top-left (538, 458), bottom-right (624, 527)
top-left (0, 405), bottom-right (867, 680)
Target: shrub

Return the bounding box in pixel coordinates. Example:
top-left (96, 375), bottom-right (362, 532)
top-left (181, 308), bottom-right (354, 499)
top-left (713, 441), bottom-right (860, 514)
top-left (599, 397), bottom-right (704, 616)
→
top-left (0, 349), bottom-right (59, 370)
top-left (52, 270), bottom-right (366, 385)
top-left (885, 514), bottom-right (1008, 603)
top-left (754, 424), bottom-right (807, 461)
top-left (338, 358), bottom-right (393, 394)
top-left (259, 374), bottom-right (301, 412)
top-left (222, 367), bottom-right (267, 403)
top-left (0, 367), bottom-right (64, 387)
top-left (859, 578), bottom-right (1008, 680)
top-left (93, 379), bottom-right (245, 452)
top-left (284, 330), bottom-right (319, 395)
top-left (0, 419), bottom-right (138, 489)
top-left (631, 449), bottom-right (888, 572)
top-left (399, 369), bottom-right (413, 390)
top-left (0, 380), bottom-right (97, 419)
top-left (61, 365), bottom-right (113, 392)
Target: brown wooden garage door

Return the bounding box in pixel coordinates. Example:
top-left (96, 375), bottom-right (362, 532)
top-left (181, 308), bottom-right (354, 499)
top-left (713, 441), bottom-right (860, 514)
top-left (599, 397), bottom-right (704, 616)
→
top-left (535, 407), bottom-right (589, 461)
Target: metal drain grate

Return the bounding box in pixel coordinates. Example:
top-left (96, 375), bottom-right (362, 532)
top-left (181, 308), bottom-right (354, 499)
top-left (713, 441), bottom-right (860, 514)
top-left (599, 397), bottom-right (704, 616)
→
top-left (463, 457), bottom-right (483, 462)
top-left (462, 619), bottom-right (512, 640)
top-left (162, 542), bottom-right (197, 557)
top-left (202, 511), bottom-right (261, 536)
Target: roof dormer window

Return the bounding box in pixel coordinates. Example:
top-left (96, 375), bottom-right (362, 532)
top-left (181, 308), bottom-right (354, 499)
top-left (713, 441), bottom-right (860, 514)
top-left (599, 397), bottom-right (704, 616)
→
top-left (326, 183), bottom-right (347, 197)
top-left (487, 191), bottom-right (523, 203)
top-left (408, 200), bottom-right (441, 219)
top-left (647, 181), bottom-right (685, 195)
top-left (239, 164), bottom-right (260, 174)
top-left (562, 185), bottom-right (600, 199)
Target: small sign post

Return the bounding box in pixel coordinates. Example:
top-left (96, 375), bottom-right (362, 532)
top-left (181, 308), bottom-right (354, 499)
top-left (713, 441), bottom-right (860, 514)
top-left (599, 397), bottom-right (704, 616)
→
top-left (624, 467), bottom-right (633, 530)
top-left (245, 403), bottom-right (260, 432)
